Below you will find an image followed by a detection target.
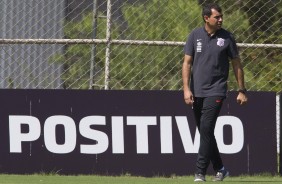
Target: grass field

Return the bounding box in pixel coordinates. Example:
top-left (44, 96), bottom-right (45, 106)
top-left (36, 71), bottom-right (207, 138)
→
top-left (0, 174), bottom-right (281, 184)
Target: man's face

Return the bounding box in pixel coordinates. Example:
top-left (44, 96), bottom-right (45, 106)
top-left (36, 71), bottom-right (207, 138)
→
top-left (205, 8), bottom-right (223, 30)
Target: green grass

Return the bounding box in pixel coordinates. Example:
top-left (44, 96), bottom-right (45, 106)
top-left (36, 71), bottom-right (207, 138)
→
top-left (0, 174), bottom-right (281, 184)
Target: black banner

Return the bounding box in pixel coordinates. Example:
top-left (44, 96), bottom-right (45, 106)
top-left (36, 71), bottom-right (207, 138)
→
top-left (0, 89), bottom-right (277, 176)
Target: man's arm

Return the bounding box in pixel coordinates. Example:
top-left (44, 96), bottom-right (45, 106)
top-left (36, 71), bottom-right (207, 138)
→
top-left (231, 57), bottom-right (248, 105)
top-left (182, 54), bottom-right (194, 105)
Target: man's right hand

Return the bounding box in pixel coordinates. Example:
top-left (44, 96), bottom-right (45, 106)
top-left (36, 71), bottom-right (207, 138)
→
top-left (184, 90), bottom-right (194, 105)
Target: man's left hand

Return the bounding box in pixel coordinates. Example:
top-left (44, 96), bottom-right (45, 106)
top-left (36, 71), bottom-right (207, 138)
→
top-left (237, 93), bottom-right (248, 105)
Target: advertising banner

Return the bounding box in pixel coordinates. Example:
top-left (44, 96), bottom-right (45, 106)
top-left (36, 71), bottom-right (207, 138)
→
top-left (0, 89), bottom-right (277, 176)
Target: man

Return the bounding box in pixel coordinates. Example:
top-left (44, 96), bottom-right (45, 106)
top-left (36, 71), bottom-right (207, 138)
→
top-left (182, 3), bottom-right (248, 182)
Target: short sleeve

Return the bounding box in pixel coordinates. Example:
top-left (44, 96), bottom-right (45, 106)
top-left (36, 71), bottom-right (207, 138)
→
top-left (228, 33), bottom-right (239, 59)
top-left (184, 32), bottom-right (194, 56)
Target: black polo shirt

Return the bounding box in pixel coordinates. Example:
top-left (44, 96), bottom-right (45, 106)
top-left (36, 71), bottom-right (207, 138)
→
top-left (184, 27), bottom-right (239, 97)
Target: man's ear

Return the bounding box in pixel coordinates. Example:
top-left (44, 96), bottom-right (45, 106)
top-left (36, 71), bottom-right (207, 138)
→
top-left (204, 15), bottom-right (209, 22)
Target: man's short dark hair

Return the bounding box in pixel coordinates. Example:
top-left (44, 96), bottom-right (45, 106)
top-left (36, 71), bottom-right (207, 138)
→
top-left (202, 3), bottom-right (222, 22)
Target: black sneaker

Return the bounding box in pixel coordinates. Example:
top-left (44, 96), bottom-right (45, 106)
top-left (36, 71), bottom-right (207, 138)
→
top-left (213, 169), bottom-right (229, 181)
top-left (194, 173), bottom-right (206, 182)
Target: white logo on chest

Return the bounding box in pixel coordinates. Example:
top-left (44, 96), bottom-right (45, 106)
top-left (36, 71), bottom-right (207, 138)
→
top-left (217, 38), bottom-right (225, 47)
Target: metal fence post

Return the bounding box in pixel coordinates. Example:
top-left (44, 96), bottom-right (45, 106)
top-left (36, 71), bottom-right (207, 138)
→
top-left (89, 0), bottom-right (98, 89)
top-left (104, 0), bottom-right (111, 90)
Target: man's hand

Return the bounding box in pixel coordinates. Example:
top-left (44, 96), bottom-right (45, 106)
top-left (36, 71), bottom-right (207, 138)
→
top-left (184, 90), bottom-right (194, 105)
top-left (237, 93), bottom-right (248, 105)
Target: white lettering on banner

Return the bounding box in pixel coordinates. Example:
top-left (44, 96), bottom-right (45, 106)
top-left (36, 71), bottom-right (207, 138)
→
top-left (79, 116), bottom-right (109, 154)
top-left (127, 116), bottom-right (157, 154)
top-left (44, 116), bottom-right (77, 154)
top-left (160, 116), bottom-right (173, 153)
top-left (175, 116), bottom-right (200, 153)
top-left (9, 116), bottom-right (41, 153)
top-left (215, 116), bottom-right (244, 154)
top-left (8, 115), bottom-right (244, 154)
top-left (111, 116), bottom-right (124, 154)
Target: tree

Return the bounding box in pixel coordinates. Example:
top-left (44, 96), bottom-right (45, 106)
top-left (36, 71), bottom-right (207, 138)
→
top-left (52, 0), bottom-right (281, 92)
top-left (108, 0), bottom-right (202, 89)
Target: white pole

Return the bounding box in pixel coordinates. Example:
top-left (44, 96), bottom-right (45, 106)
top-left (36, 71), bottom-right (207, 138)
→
top-left (89, 0), bottom-right (98, 89)
top-left (104, 0), bottom-right (112, 90)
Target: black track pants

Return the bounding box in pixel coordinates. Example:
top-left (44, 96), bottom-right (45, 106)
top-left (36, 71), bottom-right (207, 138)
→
top-left (193, 96), bottom-right (224, 175)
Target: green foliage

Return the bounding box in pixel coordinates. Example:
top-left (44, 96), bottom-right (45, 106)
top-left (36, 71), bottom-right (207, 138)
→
top-left (223, 10), bottom-right (250, 42)
top-left (217, 0), bottom-right (282, 92)
top-left (58, 0), bottom-right (203, 90)
top-left (55, 13), bottom-right (108, 89)
top-left (238, 3), bottom-right (282, 93)
top-left (122, 0), bottom-right (202, 41)
top-left (55, 0), bottom-right (281, 92)
top-left (240, 44), bottom-right (282, 93)
top-left (109, 0), bottom-right (202, 89)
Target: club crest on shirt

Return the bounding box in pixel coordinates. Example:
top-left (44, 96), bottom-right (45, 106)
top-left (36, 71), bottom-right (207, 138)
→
top-left (217, 38), bottom-right (225, 47)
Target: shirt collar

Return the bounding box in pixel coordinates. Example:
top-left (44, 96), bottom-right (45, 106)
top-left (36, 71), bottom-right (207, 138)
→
top-left (203, 27), bottom-right (221, 38)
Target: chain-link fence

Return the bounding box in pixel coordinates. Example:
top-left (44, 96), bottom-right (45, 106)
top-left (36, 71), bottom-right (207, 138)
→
top-left (0, 0), bottom-right (281, 150)
top-left (0, 0), bottom-right (281, 91)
